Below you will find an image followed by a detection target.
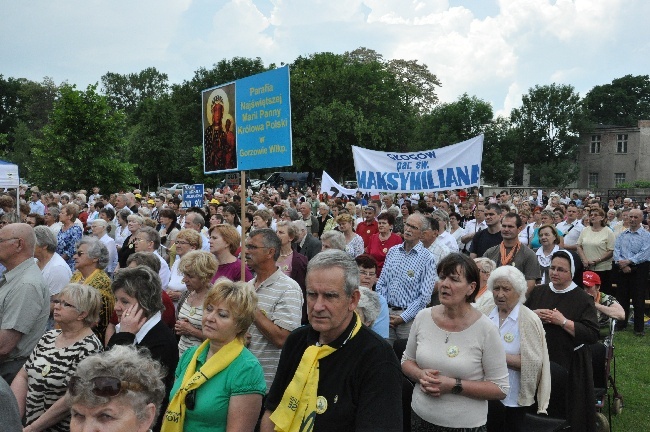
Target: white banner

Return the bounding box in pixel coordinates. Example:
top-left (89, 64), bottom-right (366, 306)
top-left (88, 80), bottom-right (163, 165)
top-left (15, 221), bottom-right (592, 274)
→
top-left (320, 171), bottom-right (358, 199)
top-left (352, 135), bottom-right (484, 193)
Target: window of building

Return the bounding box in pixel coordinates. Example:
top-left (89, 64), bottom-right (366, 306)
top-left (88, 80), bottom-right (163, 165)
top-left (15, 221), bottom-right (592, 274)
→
top-left (589, 172), bottom-right (599, 189)
top-left (617, 134), bottom-right (628, 153)
top-left (615, 173), bottom-right (626, 186)
top-left (590, 135), bottom-right (601, 154)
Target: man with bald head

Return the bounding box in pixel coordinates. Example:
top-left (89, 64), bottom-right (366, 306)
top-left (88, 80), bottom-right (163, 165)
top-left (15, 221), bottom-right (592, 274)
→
top-left (0, 224), bottom-right (49, 383)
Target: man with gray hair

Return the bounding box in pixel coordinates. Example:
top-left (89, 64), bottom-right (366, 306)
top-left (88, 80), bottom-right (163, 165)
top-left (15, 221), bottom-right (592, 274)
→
top-left (376, 213), bottom-right (437, 344)
top-left (0, 224), bottom-right (49, 383)
top-left (293, 220), bottom-right (321, 261)
top-left (299, 202), bottom-right (319, 237)
top-left (245, 229), bottom-right (303, 393)
top-left (133, 227), bottom-right (170, 290)
top-left (184, 212), bottom-right (210, 251)
top-left (260, 250), bottom-right (402, 432)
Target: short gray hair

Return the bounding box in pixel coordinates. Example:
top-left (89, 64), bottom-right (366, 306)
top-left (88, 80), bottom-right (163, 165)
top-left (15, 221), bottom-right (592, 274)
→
top-left (68, 345), bottom-right (166, 422)
top-left (112, 266), bottom-right (164, 318)
top-left (77, 237), bottom-right (109, 270)
top-left (473, 257), bottom-right (497, 274)
top-left (138, 226), bottom-right (161, 250)
top-left (249, 228), bottom-right (281, 260)
top-left (48, 207), bottom-right (60, 219)
top-left (34, 225), bottom-right (57, 253)
top-left (127, 214), bottom-right (145, 225)
top-left (486, 266), bottom-right (528, 303)
top-left (307, 249), bottom-right (359, 296)
top-left (357, 286), bottom-right (381, 326)
top-left (60, 283), bottom-right (102, 327)
top-left (320, 230), bottom-right (346, 251)
top-left (293, 219), bottom-right (307, 233)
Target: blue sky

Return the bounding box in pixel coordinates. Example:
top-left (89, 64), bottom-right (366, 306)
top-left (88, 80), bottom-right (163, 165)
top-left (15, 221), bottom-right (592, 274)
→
top-left (2, 0), bottom-right (649, 116)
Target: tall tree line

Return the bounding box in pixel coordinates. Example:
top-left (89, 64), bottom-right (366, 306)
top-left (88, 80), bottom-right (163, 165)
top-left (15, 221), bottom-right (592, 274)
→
top-left (1, 54), bottom-right (649, 191)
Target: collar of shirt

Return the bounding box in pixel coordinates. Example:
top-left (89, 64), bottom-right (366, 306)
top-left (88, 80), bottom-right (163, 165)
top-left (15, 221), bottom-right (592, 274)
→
top-left (116, 311), bottom-right (162, 344)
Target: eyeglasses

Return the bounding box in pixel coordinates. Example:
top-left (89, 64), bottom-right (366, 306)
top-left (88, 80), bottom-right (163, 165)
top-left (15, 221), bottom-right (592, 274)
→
top-left (175, 240), bottom-right (191, 246)
top-left (359, 270), bottom-right (376, 277)
top-left (68, 376), bottom-right (144, 398)
top-left (73, 251), bottom-right (85, 256)
top-left (52, 299), bottom-right (79, 309)
top-left (0, 237), bottom-right (18, 243)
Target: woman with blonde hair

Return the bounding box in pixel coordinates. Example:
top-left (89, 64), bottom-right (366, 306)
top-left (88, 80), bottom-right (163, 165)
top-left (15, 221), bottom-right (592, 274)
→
top-left (163, 279), bottom-right (266, 432)
top-left (473, 257), bottom-right (497, 310)
top-left (175, 250), bottom-right (219, 355)
top-left (337, 213), bottom-right (365, 258)
top-left (11, 284), bottom-right (103, 432)
top-left (166, 229), bottom-right (202, 305)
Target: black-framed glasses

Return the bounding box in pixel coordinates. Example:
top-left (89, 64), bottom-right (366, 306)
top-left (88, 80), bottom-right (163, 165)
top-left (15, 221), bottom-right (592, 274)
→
top-left (52, 299), bottom-right (78, 309)
top-left (68, 376), bottom-right (144, 397)
top-left (0, 237), bottom-right (18, 243)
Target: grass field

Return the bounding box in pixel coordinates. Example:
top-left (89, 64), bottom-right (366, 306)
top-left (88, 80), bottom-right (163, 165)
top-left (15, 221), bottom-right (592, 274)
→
top-left (604, 329), bottom-right (650, 431)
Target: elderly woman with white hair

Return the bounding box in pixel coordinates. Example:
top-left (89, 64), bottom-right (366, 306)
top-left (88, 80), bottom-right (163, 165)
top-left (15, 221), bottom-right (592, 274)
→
top-left (320, 229), bottom-right (347, 252)
top-left (357, 287), bottom-right (382, 330)
top-left (478, 266), bottom-right (551, 432)
top-left (90, 218), bottom-right (118, 277)
top-left (71, 237), bottom-right (114, 342)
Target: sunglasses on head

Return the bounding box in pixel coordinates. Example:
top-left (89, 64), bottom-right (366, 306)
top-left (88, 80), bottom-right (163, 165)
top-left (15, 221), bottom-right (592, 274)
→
top-left (68, 376), bottom-right (144, 398)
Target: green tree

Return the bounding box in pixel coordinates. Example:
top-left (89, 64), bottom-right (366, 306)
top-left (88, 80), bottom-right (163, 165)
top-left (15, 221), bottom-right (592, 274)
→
top-left (290, 51), bottom-right (415, 179)
top-left (5, 77), bottom-right (59, 177)
top-left (127, 95), bottom-right (188, 189)
top-left (29, 84), bottom-right (137, 191)
top-left (583, 74), bottom-right (650, 127)
top-left (101, 67), bottom-right (169, 115)
top-left (510, 83), bottom-right (587, 187)
top-left (415, 93), bottom-right (493, 150)
top-left (482, 116), bottom-right (518, 186)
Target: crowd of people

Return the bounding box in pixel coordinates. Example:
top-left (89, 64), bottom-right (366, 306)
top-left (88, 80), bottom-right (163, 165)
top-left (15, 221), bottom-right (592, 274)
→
top-left (0, 182), bottom-right (647, 432)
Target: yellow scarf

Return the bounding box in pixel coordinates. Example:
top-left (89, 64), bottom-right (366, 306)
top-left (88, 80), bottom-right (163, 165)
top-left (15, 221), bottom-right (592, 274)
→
top-left (161, 338), bottom-right (243, 432)
top-left (270, 313), bottom-right (361, 432)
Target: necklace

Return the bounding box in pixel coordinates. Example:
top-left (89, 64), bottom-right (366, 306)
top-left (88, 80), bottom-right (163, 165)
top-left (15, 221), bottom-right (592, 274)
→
top-left (442, 307), bottom-right (470, 343)
top-left (279, 251), bottom-right (293, 257)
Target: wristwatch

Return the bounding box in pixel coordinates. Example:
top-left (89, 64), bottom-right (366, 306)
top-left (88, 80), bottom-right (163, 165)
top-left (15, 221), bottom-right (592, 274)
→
top-left (451, 378), bottom-right (463, 394)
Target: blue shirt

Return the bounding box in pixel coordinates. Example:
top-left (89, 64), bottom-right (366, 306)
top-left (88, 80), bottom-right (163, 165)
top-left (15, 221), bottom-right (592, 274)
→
top-left (375, 241), bottom-right (437, 322)
top-left (371, 293), bottom-right (390, 338)
top-left (29, 200), bottom-right (45, 215)
top-left (614, 227), bottom-right (650, 264)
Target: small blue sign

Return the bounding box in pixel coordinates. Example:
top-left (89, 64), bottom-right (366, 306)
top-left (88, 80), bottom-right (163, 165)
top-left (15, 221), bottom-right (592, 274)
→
top-left (182, 184), bottom-right (204, 209)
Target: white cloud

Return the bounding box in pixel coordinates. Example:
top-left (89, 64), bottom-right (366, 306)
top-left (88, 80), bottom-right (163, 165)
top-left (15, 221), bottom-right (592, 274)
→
top-left (1, 0), bottom-right (649, 117)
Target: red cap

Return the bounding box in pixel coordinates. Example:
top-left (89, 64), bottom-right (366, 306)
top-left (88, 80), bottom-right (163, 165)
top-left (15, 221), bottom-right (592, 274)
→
top-left (582, 271), bottom-right (601, 287)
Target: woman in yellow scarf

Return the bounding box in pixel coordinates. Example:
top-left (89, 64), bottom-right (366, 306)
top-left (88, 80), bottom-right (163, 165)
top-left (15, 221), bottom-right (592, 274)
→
top-left (162, 278), bottom-right (266, 432)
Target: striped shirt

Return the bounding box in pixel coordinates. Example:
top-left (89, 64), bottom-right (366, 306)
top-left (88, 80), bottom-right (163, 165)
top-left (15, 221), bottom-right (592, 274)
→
top-left (248, 269), bottom-right (303, 391)
top-left (614, 227), bottom-right (650, 264)
top-left (375, 241), bottom-right (437, 322)
top-left (24, 330), bottom-right (103, 431)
